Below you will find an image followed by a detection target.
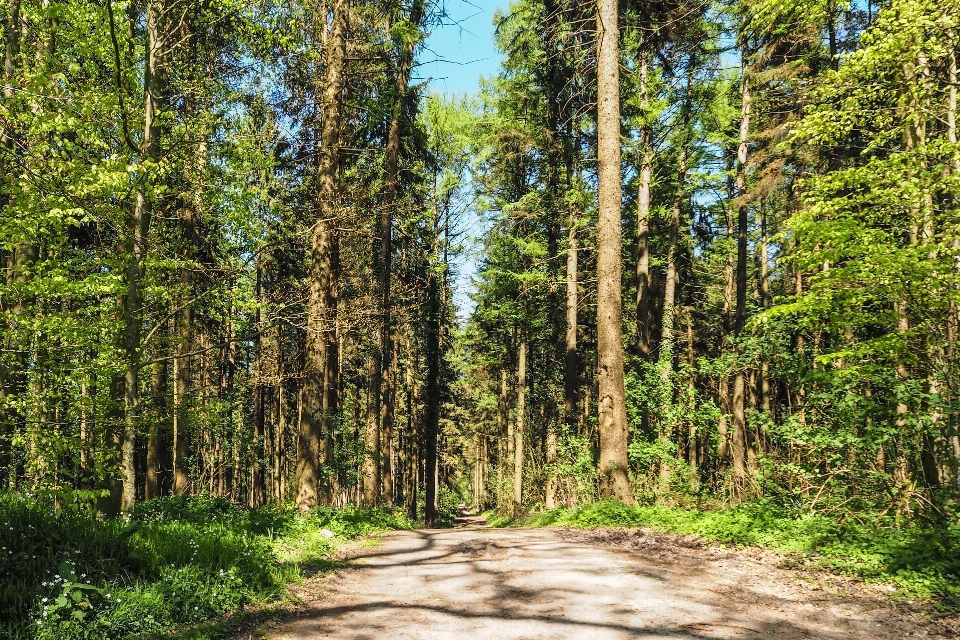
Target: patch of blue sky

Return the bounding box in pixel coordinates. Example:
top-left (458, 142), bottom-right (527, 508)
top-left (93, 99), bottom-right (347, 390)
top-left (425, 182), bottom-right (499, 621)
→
top-left (420, 0), bottom-right (506, 321)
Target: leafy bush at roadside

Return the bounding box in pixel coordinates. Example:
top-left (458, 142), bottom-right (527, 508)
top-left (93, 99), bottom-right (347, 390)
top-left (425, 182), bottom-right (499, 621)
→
top-left (1, 493), bottom-right (413, 640)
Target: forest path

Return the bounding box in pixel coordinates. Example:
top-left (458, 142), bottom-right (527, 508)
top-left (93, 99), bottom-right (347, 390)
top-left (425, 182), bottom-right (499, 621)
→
top-left (268, 526), bottom-right (940, 640)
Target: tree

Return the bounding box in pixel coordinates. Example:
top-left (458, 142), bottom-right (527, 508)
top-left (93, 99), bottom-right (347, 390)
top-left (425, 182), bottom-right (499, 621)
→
top-left (296, 0), bottom-right (350, 513)
top-left (595, 0), bottom-right (631, 502)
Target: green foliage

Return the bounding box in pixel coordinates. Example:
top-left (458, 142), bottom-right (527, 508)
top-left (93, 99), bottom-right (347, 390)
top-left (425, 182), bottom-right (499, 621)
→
top-left (1, 494), bottom-right (411, 639)
top-left (553, 434), bottom-right (600, 504)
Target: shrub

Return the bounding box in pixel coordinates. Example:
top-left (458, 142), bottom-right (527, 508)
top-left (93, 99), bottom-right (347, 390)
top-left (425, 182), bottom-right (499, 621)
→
top-left (3, 493), bottom-right (413, 639)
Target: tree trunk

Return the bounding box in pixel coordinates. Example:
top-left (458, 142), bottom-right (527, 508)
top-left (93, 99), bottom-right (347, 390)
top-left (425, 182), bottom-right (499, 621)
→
top-left (423, 269), bottom-right (442, 526)
top-left (759, 198), bottom-right (771, 415)
top-left (635, 50), bottom-right (654, 361)
top-left (661, 76), bottom-right (692, 377)
top-left (405, 329), bottom-right (418, 520)
top-left (366, 0), bottom-right (423, 507)
top-left (383, 335), bottom-right (398, 507)
top-left (514, 336), bottom-right (526, 513)
top-left (0, 0), bottom-right (23, 488)
top-left (948, 33), bottom-right (959, 473)
top-left (685, 308), bottom-right (698, 484)
top-left (252, 266), bottom-right (266, 507)
top-left (899, 53), bottom-right (937, 489)
top-left (564, 205), bottom-right (579, 431)
top-left (146, 360), bottom-right (166, 499)
top-left (731, 57), bottom-right (751, 484)
top-left (296, 0), bottom-right (349, 513)
top-left (595, 0), bottom-right (631, 502)
top-left (659, 98), bottom-right (689, 480)
top-left (363, 344), bottom-right (380, 504)
top-left (120, 0), bottom-right (165, 515)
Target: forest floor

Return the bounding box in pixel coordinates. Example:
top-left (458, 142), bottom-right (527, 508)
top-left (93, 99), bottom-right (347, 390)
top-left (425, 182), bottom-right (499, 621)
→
top-left (258, 513), bottom-right (960, 640)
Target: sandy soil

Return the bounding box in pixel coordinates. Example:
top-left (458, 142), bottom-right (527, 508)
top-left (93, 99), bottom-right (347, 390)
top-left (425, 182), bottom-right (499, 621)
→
top-left (267, 519), bottom-right (958, 640)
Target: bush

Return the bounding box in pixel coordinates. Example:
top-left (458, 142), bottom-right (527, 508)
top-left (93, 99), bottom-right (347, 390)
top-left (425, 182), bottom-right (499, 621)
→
top-left (2, 493), bottom-right (413, 640)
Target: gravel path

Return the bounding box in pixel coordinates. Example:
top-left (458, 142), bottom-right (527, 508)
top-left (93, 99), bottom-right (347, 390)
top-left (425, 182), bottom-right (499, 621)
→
top-left (268, 522), bottom-right (953, 640)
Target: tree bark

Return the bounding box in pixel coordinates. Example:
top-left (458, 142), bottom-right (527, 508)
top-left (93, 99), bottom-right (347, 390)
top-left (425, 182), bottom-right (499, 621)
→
top-left (514, 335), bottom-right (526, 513)
top-left (120, 0), bottom-right (166, 514)
top-left (0, 0), bottom-right (23, 488)
top-left (635, 50), bottom-right (654, 361)
top-left (383, 334), bottom-right (399, 506)
top-left (595, 0), bottom-right (631, 502)
top-left (252, 266), bottom-right (266, 507)
top-left (173, 147), bottom-right (200, 497)
top-left (685, 308), bottom-right (698, 483)
top-left (296, 0), bottom-right (349, 513)
top-left (947, 33), bottom-right (959, 471)
top-left (661, 75), bottom-right (692, 377)
top-left (146, 360), bottom-right (166, 499)
top-left (564, 207), bottom-right (579, 434)
top-left (658, 108), bottom-right (689, 480)
top-left (404, 328), bottom-right (418, 520)
top-left (365, 0), bottom-right (424, 506)
top-left (759, 198), bottom-right (771, 415)
top-left (423, 266), bottom-right (442, 526)
top-left (731, 57), bottom-right (751, 483)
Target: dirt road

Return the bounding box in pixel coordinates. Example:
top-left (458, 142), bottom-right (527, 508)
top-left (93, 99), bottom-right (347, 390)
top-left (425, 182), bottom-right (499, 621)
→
top-left (270, 524), bottom-right (950, 639)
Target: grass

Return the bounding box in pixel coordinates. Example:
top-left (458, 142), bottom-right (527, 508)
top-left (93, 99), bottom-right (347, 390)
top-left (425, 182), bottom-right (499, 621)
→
top-left (486, 499), bottom-right (960, 608)
top-left (0, 493), bottom-right (414, 640)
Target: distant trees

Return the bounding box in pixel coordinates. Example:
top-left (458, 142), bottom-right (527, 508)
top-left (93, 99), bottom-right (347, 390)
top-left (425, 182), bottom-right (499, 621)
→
top-left (460, 0), bottom-right (960, 521)
top-left (0, 0), bottom-right (463, 520)
top-left (2, 0), bottom-right (959, 526)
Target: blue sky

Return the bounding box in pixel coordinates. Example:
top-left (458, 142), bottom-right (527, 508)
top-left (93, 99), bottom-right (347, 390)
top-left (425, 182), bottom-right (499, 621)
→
top-left (418, 0), bottom-right (505, 97)
top-left (419, 0), bottom-right (506, 318)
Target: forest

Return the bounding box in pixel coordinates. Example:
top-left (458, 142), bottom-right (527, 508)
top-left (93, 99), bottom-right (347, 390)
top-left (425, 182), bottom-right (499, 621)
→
top-left (2, 0), bottom-right (960, 636)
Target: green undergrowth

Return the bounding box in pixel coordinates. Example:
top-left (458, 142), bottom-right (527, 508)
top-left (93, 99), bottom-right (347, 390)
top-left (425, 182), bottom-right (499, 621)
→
top-left (488, 499), bottom-right (960, 608)
top-left (0, 493), bottom-right (413, 640)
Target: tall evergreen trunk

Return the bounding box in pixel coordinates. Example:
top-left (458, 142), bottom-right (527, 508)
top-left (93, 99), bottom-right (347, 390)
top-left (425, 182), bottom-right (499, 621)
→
top-left (423, 268), bottom-right (442, 526)
top-left (659, 133), bottom-right (688, 480)
top-left (635, 49), bottom-right (654, 361)
top-left (595, 0), bottom-right (631, 502)
top-left (296, 0), bottom-right (348, 513)
top-left (500, 361), bottom-right (511, 511)
top-left (363, 352), bottom-right (380, 506)
top-left (658, 70), bottom-right (692, 481)
top-left (403, 329), bottom-right (418, 519)
top-left (563, 121), bottom-right (580, 436)
top-left (171, 1), bottom-right (206, 498)
top-left (506, 342), bottom-right (515, 465)
top-left (146, 360), bottom-right (166, 499)
top-left (120, 0), bottom-right (166, 514)
top-left (564, 207), bottom-right (579, 430)
top-left (542, 0), bottom-right (564, 511)
top-left (899, 52), bottom-right (939, 489)
top-left (731, 59), bottom-right (751, 484)
top-left (514, 334), bottom-right (526, 514)
top-left (759, 198), bottom-right (771, 415)
top-left (685, 308), bottom-right (698, 482)
top-left (947, 34), bottom-right (959, 472)
top-left (173, 162), bottom-right (201, 494)
top-left (0, 0), bottom-right (23, 488)
top-left (173, 203), bottom-right (197, 496)
top-left (252, 266), bottom-right (266, 507)
top-left (172, 337), bottom-right (190, 493)
top-left (365, 0), bottom-right (423, 506)
top-left (382, 336), bottom-right (398, 506)
top-left (660, 76), bottom-right (692, 379)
